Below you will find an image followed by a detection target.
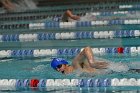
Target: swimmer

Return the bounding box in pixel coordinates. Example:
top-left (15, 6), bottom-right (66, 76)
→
top-left (61, 9), bottom-right (97, 22)
top-left (0, 0), bottom-right (15, 12)
top-left (0, 0), bottom-right (37, 12)
top-left (51, 46), bottom-right (140, 75)
top-left (61, 9), bottom-right (80, 22)
top-left (51, 46), bottom-right (109, 74)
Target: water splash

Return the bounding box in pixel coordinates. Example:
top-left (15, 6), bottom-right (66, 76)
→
top-left (72, 57), bottom-right (132, 78)
top-left (95, 57), bottom-right (130, 72)
top-left (127, 62), bottom-right (140, 69)
top-left (31, 65), bottom-right (47, 73)
top-left (80, 13), bottom-right (96, 21)
top-left (108, 62), bottom-right (129, 72)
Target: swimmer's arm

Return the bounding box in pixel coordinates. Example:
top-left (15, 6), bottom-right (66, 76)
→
top-left (72, 47), bottom-right (95, 69)
top-left (65, 10), bottom-right (80, 20)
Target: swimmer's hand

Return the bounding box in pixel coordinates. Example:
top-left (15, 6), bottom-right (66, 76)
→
top-left (91, 61), bottom-right (108, 69)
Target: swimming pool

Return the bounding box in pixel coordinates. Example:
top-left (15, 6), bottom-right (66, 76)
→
top-left (0, 1), bottom-right (140, 93)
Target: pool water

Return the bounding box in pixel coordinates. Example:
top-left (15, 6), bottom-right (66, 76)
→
top-left (0, 53), bottom-right (139, 79)
top-left (0, 1), bottom-right (140, 93)
top-left (0, 28), bottom-right (140, 92)
top-left (1, 86), bottom-right (140, 93)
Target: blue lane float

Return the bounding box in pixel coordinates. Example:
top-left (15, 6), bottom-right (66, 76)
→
top-left (0, 30), bottom-right (139, 42)
top-left (1, 19), bottom-right (140, 30)
top-left (29, 19), bottom-right (140, 29)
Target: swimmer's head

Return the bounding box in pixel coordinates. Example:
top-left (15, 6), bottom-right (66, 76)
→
top-left (51, 58), bottom-right (68, 70)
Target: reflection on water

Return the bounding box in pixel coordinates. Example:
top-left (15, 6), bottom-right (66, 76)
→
top-left (1, 86), bottom-right (139, 93)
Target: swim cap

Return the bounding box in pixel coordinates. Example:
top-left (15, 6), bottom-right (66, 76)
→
top-left (51, 58), bottom-right (68, 69)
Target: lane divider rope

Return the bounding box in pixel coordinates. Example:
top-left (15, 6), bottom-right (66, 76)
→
top-left (0, 78), bottom-right (139, 91)
top-left (0, 30), bottom-right (139, 42)
top-left (0, 46), bottom-right (140, 58)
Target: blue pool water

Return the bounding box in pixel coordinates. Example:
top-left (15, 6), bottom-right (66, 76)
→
top-left (1, 20), bottom-right (140, 92)
top-left (1, 87), bottom-right (140, 93)
top-left (0, 1), bottom-right (140, 93)
top-left (0, 54), bottom-right (140, 92)
top-left (0, 54), bottom-right (140, 79)
top-left (0, 25), bottom-right (140, 92)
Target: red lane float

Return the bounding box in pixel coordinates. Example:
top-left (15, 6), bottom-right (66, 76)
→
top-left (30, 79), bottom-right (39, 88)
top-left (117, 47), bottom-right (124, 53)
